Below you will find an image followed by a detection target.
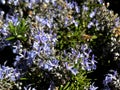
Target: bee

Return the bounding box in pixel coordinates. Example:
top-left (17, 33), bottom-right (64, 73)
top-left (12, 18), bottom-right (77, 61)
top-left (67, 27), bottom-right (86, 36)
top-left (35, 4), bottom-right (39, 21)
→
top-left (82, 34), bottom-right (92, 41)
top-left (113, 26), bottom-right (120, 37)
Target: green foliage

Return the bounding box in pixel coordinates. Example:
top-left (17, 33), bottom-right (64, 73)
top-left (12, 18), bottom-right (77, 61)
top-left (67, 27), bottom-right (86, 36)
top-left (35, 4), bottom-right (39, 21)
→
top-left (59, 70), bottom-right (91, 90)
top-left (6, 18), bottom-right (29, 42)
top-left (56, 24), bottom-right (85, 50)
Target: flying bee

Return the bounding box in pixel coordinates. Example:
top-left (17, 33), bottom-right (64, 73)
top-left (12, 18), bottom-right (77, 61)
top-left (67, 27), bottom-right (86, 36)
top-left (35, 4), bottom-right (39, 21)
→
top-left (82, 34), bottom-right (92, 41)
top-left (113, 26), bottom-right (120, 37)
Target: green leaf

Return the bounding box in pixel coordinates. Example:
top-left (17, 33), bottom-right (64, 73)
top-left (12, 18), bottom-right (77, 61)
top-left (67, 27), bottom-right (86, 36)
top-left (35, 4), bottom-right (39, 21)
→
top-left (60, 85), bottom-right (63, 90)
top-left (63, 82), bottom-right (70, 90)
top-left (20, 78), bottom-right (28, 80)
top-left (17, 35), bottom-right (23, 38)
top-left (6, 36), bottom-right (15, 41)
top-left (91, 35), bottom-right (97, 39)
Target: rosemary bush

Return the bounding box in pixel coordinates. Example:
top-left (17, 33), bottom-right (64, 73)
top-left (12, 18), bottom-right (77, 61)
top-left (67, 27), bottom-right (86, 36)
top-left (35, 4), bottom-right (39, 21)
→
top-left (0, 0), bottom-right (119, 90)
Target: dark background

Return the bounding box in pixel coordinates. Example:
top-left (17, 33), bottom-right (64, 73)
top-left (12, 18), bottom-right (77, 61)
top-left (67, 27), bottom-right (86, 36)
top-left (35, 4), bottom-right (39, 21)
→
top-left (104, 0), bottom-right (120, 15)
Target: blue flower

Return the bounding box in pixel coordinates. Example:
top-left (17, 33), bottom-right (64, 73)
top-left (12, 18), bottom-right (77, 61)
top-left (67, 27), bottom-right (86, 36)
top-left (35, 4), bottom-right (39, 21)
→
top-left (0, 66), bottom-right (20, 81)
top-left (82, 5), bottom-right (89, 11)
top-left (73, 20), bottom-right (78, 27)
top-left (98, 0), bottom-right (103, 4)
top-left (74, 2), bottom-right (80, 13)
top-left (89, 83), bottom-right (98, 90)
top-left (0, 69), bottom-right (4, 79)
top-left (66, 2), bottom-right (74, 9)
top-left (90, 9), bottom-right (96, 18)
top-left (48, 81), bottom-right (55, 90)
top-left (43, 44), bottom-right (51, 55)
top-left (13, 0), bottom-right (19, 6)
top-left (88, 21), bottom-right (94, 29)
top-left (80, 44), bottom-right (97, 71)
top-left (42, 59), bottom-right (59, 71)
top-left (103, 74), bottom-right (113, 86)
top-left (103, 70), bottom-right (117, 86)
top-left (65, 62), bottom-right (78, 75)
top-left (24, 84), bottom-right (36, 90)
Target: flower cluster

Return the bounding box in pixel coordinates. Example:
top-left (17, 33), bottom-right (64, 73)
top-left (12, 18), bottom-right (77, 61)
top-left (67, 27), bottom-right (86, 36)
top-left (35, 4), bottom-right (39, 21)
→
top-left (103, 70), bottom-right (120, 89)
top-left (0, 0), bottom-right (96, 89)
top-left (0, 0), bottom-right (119, 89)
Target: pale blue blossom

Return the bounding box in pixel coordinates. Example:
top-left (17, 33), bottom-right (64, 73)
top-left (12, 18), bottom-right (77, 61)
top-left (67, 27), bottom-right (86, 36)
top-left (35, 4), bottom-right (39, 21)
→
top-left (65, 62), bottom-right (78, 75)
top-left (89, 83), bottom-right (98, 90)
top-left (98, 0), bottom-right (103, 4)
top-left (88, 21), bottom-right (94, 28)
top-left (90, 9), bottom-right (96, 18)
top-left (103, 70), bottom-right (117, 87)
top-left (42, 59), bottom-right (59, 71)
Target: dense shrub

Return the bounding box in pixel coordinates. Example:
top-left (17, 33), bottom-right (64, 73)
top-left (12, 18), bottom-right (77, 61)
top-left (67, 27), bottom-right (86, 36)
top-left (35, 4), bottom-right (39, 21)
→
top-left (0, 0), bottom-right (119, 90)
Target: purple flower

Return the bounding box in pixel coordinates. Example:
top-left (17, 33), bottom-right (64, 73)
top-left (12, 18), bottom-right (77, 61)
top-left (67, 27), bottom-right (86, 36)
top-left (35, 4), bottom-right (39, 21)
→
top-left (48, 81), bottom-right (55, 90)
top-left (74, 2), bottom-right (80, 13)
top-left (115, 17), bottom-right (120, 27)
top-left (0, 66), bottom-right (20, 81)
top-left (0, 70), bottom-right (4, 79)
top-left (24, 84), bottom-right (36, 90)
top-left (43, 44), bottom-right (51, 55)
top-left (28, 50), bottom-right (37, 59)
top-left (0, 27), bottom-right (9, 36)
top-left (64, 17), bottom-right (69, 27)
top-left (88, 21), bottom-right (94, 29)
top-left (89, 83), bottom-right (98, 90)
top-left (103, 70), bottom-right (117, 86)
top-left (98, 0), bottom-right (103, 4)
top-left (35, 16), bottom-right (52, 28)
top-left (44, 0), bottom-right (50, 3)
top-left (90, 10), bottom-right (96, 18)
top-left (81, 58), bottom-right (91, 71)
top-left (80, 44), bottom-right (97, 71)
top-left (42, 59), bottom-right (59, 71)
top-left (65, 62), bottom-right (78, 75)
top-left (12, 40), bottom-right (23, 54)
top-left (103, 74), bottom-right (113, 86)
top-left (33, 41), bottom-right (39, 50)
top-left (57, 5), bottom-right (62, 10)
top-left (91, 55), bottom-right (96, 64)
top-left (66, 2), bottom-right (74, 9)
top-left (82, 5), bottom-right (89, 11)
top-left (14, 0), bottom-right (19, 6)
top-left (73, 20), bottom-right (78, 27)
top-left (30, 0), bottom-right (36, 3)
